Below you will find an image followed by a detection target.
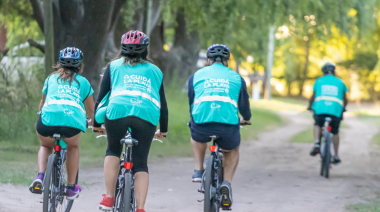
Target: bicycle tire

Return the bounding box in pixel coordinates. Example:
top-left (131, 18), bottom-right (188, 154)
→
top-left (43, 154), bottom-right (57, 212)
top-left (324, 131), bottom-right (331, 178)
top-left (320, 142), bottom-right (325, 176)
top-left (204, 155), bottom-right (215, 212)
top-left (123, 172), bottom-right (133, 212)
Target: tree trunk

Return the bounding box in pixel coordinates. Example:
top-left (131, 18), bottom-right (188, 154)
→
top-left (264, 25), bottom-right (275, 100)
top-left (0, 25), bottom-right (7, 52)
top-left (299, 34), bottom-right (311, 97)
top-left (30, 0), bottom-right (126, 92)
top-left (149, 8), bottom-right (200, 79)
top-left (286, 81), bottom-right (292, 96)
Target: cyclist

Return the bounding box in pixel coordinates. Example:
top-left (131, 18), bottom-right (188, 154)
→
top-left (307, 62), bottom-right (348, 164)
top-left (93, 30), bottom-right (168, 212)
top-left (188, 44), bottom-right (251, 209)
top-left (29, 47), bottom-right (96, 200)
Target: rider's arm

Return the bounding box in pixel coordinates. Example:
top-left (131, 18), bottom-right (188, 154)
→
top-left (308, 91), bottom-right (315, 110)
top-left (343, 93), bottom-right (348, 110)
top-left (84, 95), bottom-right (95, 126)
top-left (238, 77), bottom-right (251, 121)
top-left (187, 74), bottom-right (195, 114)
top-left (159, 83), bottom-right (168, 133)
top-left (94, 65), bottom-right (111, 128)
top-left (39, 94), bottom-right (46, 111)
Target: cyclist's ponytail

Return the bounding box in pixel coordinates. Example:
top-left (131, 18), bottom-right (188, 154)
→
top-left (108, 49), bottom-right (154, 67)
top-left (51, 62), bottom-right (84, 86)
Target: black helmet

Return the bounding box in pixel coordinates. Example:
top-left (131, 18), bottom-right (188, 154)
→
top-left (59, 47), bottom-right (83, 68)
top-left (207, 44), bottom-right (230, 61)
top-left (322, 62), bottom-right (336, 74)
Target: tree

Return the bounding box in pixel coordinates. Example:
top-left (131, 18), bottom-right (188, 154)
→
top-left (28, 0), bottom-right (126, 90)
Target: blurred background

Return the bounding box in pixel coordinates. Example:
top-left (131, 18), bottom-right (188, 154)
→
top-left (1, 0), bottom-right (380, 190)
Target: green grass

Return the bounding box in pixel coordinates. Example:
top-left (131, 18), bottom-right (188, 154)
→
top-left (346, 202), bottom-right (380, 212)
top-left (0, 143), bottom-right (39, 185)
top-left (291, 127), bottom-right (314, 143)
top-left (251, 97), bottom-right (307, 112)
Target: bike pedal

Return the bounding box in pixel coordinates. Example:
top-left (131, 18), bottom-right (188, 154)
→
top-left (197, 199), bottom-right (204, 202)
top-left (222, 207), bottom-right (232, 211)
top-left (30, 185), bottom-right (43, 194)
top-left (198, 189), bottom-right (204, 193)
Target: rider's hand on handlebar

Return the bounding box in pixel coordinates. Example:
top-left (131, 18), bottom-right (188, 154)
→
top-left (154, 129), bottom-right (167, 139)
top-left (307, 106), bottom-right (312, 111)
top-left (93, 126), bottom-right (106, 135)
top-left (239, 117), bottom-right (251, 125)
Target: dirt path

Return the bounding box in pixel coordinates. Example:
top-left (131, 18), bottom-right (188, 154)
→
top-left (1, 111), bottom-right (380, 212)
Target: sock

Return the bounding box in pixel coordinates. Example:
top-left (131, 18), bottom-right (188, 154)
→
top-left (314, 140), bottom-right (320, 145)
top-left (67, 184), bottom-right (75, 190)
top-left (38, 172), bottom-right (45, 176)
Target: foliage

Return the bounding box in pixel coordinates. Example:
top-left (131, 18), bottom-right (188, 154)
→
top-left (0, 55), bottom-right (44, 141)
top-left (0, 0), bottom-right (43, 49)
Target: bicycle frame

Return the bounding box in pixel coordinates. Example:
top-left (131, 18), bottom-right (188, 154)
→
top-left (114, 131), bottom-right (137, 212)
top-left (52, 136), bottom-right (67, 203)
top-left (96, 132), bottom-right (162, 212)
top-left (199, 137), bottom-right (223, 208)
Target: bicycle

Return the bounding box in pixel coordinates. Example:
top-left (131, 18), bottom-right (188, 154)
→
top-left (42, 133), bottom-right (79, 212)
top-left (320, 117), bottom-right (334, 178)
top-left (199, 124), bottom-right (250, 212)
top-left (97, 131), bottom-right (163, 212)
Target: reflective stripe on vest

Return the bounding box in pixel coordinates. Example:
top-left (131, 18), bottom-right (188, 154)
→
top-left (110, 90), bottom-right (161, 108)
top-left (193, 95), bottom-right (238, 107)
top-left (315, 96), bottom-right (343, 106)
top-left (44, 100), bottom-right (85, 113)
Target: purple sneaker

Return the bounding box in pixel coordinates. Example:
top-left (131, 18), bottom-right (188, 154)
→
top-left (66, 184), bottom-right (82, 200)
top-left (29, 173), bottom-right (44, 194)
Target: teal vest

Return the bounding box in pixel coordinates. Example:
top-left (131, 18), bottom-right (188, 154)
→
top-left (106, 58), bottom-right (163, 126)
top-left (41, 73), bottom-right (94, 132)
top-left (192, 64), bottom-right (241, 124)
top-left (312, 75), bottom-right (348, 118)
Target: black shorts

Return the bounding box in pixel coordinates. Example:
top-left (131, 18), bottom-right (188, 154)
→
top-left (36, 115), bottom-right (81, 138)
top-left (313, 114), bottom-right (341, 135)
top-left (190, 122), bottom-right (240, 150)
top-left (104, 116), bottom-right (156, 173)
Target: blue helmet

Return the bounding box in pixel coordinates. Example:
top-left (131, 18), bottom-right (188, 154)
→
top-left (59, 47), bottom-right (83, 68)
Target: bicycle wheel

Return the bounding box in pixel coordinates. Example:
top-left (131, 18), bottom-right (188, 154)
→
top-left (323, 132), bottom-right (331, 178)
top-left (115, 187), bottom-right (124, 212)
top-left (43, 154), bottom-right (57, 212)
top-left (113, 167), bottom-right (124, 212)
top-left (122, 172), bottom-right (134, 212)
top-left (204, 155), bottom-right (216, 212)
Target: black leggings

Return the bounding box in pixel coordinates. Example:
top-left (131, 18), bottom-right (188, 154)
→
top-left (104, 116), bottom-right (156, 173)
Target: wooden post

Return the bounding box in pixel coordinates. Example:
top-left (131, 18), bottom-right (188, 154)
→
top-left (44, 0), bottom-right (54, 76)
top-left (264, 25), bottom-right (275, 100)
